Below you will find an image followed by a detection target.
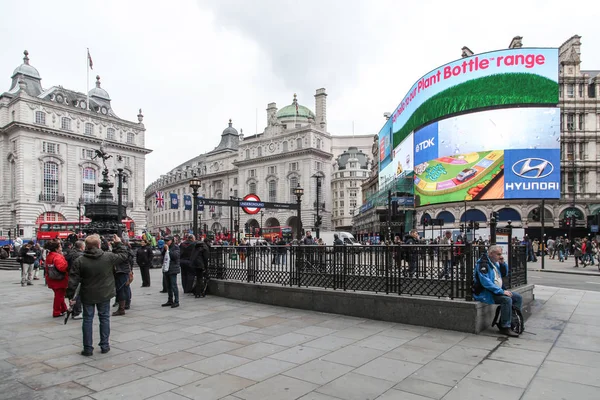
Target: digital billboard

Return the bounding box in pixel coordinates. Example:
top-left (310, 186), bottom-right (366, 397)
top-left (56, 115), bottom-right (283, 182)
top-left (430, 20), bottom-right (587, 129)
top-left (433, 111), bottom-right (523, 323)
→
top-left (413, 107), bottom-right (560, 206)
top-left (379, 132), bottom-right (413, 187)
top-left (390, 48), bottom-right (559, 148)
top-left (378, 118), bottom-right (393, 172)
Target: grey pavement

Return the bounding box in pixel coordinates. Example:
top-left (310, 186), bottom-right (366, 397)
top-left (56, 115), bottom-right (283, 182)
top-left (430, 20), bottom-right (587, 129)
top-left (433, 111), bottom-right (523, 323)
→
top-left (527, 256), bottom-right (600, 276)
top-left (1, 269), bottom-right (600, 400)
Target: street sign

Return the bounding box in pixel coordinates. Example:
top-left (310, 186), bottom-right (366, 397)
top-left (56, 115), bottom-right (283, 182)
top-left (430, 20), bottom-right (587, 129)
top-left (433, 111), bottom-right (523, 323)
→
top-left (242, 194), bottom-right (262, 214)
top-left (592, 225), bottom-right (599, 233)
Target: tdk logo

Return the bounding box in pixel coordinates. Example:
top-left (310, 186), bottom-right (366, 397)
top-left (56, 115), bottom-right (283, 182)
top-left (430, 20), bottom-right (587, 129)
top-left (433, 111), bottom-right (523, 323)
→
top-left (511, 158), bottom-right (554, 179)
top-left (415, 138), bottom-right (435, 153)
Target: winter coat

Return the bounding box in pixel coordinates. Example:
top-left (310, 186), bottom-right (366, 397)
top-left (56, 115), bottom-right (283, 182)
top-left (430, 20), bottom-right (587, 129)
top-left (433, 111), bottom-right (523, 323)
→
top-left (179, 240), bottom-right (196, 269)
top-left (190, 241), bottom-right (210, 270)
top-left (19, 246), bottom-right (36, 264)
top-left (136, 245), bottom-right (154, 267)
top-left (69, 243), bottom-right (130, 305)
top-left (45, 251), bottom-right (69, 290)
top-left (163, 244), bottom-right (181, 275)
top-left (473, 254), bottom-right (508, 304)
top-left (114, 247), bottom-right (134, 274)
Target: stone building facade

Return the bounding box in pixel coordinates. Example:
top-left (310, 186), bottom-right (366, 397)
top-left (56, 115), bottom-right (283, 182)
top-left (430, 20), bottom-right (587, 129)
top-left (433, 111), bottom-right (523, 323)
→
top-left (414, 35), bottom-right (600, 238)
top-left (144, 89), bottom-right (372, 238)
top-left (0, 51), bottom-right (150, 241)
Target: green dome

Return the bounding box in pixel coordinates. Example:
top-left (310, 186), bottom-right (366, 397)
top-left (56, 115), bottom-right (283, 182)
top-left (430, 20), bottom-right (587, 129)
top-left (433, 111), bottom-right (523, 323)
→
top-left (276, 94), bottom-right (315, 120)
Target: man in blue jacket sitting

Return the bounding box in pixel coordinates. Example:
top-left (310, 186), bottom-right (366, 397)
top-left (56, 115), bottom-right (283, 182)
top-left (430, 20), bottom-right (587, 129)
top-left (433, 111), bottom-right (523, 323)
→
top-left (473, 245), bottom-right (522, 337)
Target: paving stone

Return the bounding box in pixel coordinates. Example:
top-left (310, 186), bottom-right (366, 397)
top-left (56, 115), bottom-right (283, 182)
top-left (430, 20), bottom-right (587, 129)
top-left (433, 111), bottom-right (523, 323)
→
top-left (356, 334), bottom-right (408, 351)
top-left (537, 359), bottom-right (600, 387)
top-left (0, 380), bottom-right (37, 399)
top-left (226, 332), bottom-right (274, 345)
top-left (355, 356), bottom-right (422, 383)
top-left (546, 346), bottom-right (600, 368)
top-left (187, 340), bottom-right (244, 357)
top-left (180, 325), bottom-right (215, 334)
top-left (331, 326), bottom-right (381, 340)
top-left (174, 373), bottom-right (255, 400)
top-left (75, 364), bottom-right (157, 391)
top-left (86, 350), bottom-right (156, 371)
top-left (235, 374), bottom-right (318, 400)
top-left (185, 353), bottom-right (252, 375)
top-left (458, 335), bottom-right (503, 350)
top-left (501, 338), bottom-right (554, 353)
top-left (394, 377), bottom-right (452, 399)
top-left (297, 393), bottom-right (343, 400)
top-left (269, 345), bottom-right (330, 364)
top-left (144, 338), bottom-right (199, 356)
top-left (283, 358), bottom-right (354, 385)
top-left (240, 316), bottom-right (288, 328)
top-left (212, 324), bottom-right (259, 337)
top-left (146, 392), bottom-right (191, 400)
top-left (90, 376), bottom-right (176, 400)
top-left (294, 326), bottom-right (338, 337)
top-left (322, 345), bottom-right (385, 367)
top-left (111, 339), bottom-right (155, 352)
top-left (437, 345), bottom-right (490, 366)
top-left (378, 328), bottom-right (424, 341)
top-left (489, 346), bottom-right (547, 367)
top-left (26, 364), bottom-right (103, 390)
top-left (152, 367), bottom-right (208, 386)
top-left (317, 372), bottom-right (395, 400)
top-left (137, 350), bottom-right (205, 372)
top-left (467, 359), bottom-right (537, 388)
top-left (227, 357), bottom-right (298, 381)
top-left (111, 329), bottom-right (158, 343)
top-left (411, 359), bottom-right (474, 386)
top-left (376, 389), bottom-right (434, 400)
top-left (227, 342), bottom-right (287, 360)
top-left (385, 344), bottom-right (446, 364)
top-left (303, 335), bottom-right (356, 351)
top-left (264, 332), bottom-right (317, 346)
top-left (32, 381), bottom-right (93, 400)
top-left (522, 376), bottom-right (600, 400)
top-left (442, 377), bottom-right (524, 400)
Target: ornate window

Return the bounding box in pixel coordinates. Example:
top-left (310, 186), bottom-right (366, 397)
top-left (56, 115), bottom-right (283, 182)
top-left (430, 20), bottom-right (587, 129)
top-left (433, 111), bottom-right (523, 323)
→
top-left (127, 132), bottom-right (135, 144)
top-left (82, 149), bottom-right (95, 159)
top-left (82, 168), bottom-right (96, 202)
top-left (35, 111), bottom-right (46, 125)
top-left (249, 182), bottom-right (257, 194)
top-left (122, 174), bottom-right (129, 203)
top-left (289, 162), bottom-right (298, 171)
top-left (42, 142), bottom-right (60, 154)
top-left (245, 149), bottom-right (250, 158)
top-left (268, 180), bottom-right (276, 202)
top-left (61, 117), bottom-right (71, 130)
top-left (268, 166), bottom-right (277, 174)
top-left (283, 141), bottom-right (288, 152)
top-left (257, 146), bottom-right (262, 157)
top-left (289, 176), bottom-right (298, 202)
top-left (567, 84), bottom-right (574, 98)
top-left (84, 123), bottom-right (94, 136)
top-left (9, 160), bottom-right (15, 200)
top-left (296, 138), bottom-right (302, 149)
top-left (107, 128), bottom-right (115, 140)
top-left (43, 162), bottom-right (59, 201)
top-left (316, 138), bottom-right (321, 149)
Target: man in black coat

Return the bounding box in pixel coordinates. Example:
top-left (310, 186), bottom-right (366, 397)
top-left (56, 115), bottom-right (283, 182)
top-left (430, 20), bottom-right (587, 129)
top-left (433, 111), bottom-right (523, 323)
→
top-left (403, 229), bottom-right (420, 277)
top-left (162, 236), bottom-right (181, 308)
top-left (136, 240), bottom-right (154, 287)
top-left (179, 235), bottom-right (197, 293)
top-left (65, 240), bottom-right (85, 318)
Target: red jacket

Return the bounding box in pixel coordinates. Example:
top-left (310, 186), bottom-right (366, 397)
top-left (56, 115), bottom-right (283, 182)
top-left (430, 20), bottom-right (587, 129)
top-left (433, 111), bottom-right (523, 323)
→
top-left (45, 251), bottom-right (69, 289)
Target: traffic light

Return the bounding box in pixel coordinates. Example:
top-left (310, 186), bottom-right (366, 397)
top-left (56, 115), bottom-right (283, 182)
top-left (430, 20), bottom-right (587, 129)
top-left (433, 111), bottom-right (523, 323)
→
top-left (490, 211), bottom-right (498, 223)
top-left (531, 208), bottom-right (540, 222)
top-left (243, 222), bottom-right (248, 232)
top-left (315, 215), bottom-right (322, 227)
top-left (391, 200), bottom-right (399, 216)
top-left (460, 224), bottom-right (465, 233)
top-left (474, 222), bottom-right (480, 230)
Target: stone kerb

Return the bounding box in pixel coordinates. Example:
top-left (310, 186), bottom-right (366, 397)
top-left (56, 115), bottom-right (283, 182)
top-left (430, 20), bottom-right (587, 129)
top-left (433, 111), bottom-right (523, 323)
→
top-left (208, 279), bottom-right (534, 334)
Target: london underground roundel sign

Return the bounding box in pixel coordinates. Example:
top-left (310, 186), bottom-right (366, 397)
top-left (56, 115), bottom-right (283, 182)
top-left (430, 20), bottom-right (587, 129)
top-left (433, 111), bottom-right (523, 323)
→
top-left (241, 194), bottom-right (263, 215)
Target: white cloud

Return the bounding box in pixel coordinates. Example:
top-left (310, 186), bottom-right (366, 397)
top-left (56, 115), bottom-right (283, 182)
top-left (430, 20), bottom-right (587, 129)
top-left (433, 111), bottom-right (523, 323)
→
top-left (1, 0), bottom-right (598, 185)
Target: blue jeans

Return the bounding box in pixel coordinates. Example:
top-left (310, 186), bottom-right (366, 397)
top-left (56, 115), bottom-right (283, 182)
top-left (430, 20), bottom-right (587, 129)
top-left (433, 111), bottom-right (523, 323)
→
top-left (115, 273), bottom-right (129, 302)
top-left (493, 292), bottom-right (523, 328)
top-left (166, 273), bottom-right (179, 303)
top-left (82, 301), bottom-right (110, 352)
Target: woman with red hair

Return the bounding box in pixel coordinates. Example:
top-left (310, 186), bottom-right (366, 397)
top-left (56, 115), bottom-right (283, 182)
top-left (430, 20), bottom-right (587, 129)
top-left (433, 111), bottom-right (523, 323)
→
top-left (45, 240), bottom-right (69, 317)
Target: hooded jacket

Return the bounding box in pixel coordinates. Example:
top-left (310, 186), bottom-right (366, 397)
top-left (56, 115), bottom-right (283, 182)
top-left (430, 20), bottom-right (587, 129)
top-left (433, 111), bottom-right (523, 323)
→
top-left (69, 243), bottom-right (130, 304)
top-left (163, 244), bottom-right (181, 275)
top-left (473, 254), bottom-right (508, 304)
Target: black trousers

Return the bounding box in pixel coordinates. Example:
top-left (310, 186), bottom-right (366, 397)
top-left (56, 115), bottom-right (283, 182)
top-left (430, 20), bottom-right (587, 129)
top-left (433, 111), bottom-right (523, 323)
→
top-left (181, 266), bottom-right (195, 293)
top-left (139, 264), bottom-right (151, 287)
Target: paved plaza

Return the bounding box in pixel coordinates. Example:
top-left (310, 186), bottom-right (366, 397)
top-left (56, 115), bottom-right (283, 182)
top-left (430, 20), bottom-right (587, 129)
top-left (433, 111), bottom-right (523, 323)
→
top-left (1, 268), bottom-right (599, 400)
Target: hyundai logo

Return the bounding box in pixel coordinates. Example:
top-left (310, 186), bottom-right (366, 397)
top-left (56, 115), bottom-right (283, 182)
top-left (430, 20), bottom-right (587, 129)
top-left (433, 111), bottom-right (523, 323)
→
top-left (511, 158), bottom-right (554, 179)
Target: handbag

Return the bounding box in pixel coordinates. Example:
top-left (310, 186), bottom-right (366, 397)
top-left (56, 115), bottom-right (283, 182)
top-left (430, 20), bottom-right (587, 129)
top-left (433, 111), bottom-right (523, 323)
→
top-left (162, 251), bottom-right (170, 273)
top-left (126, 271), bottom-right (134, 286)
top-left (47, 263), bottom-right (66, 280)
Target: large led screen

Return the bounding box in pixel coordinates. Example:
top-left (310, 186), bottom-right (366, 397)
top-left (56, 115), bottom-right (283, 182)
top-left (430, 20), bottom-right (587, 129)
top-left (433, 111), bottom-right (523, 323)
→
top-left (390, 48), bottom-right (559, 148)
top-left (413, 107), bottom-right (560, 206)
top-left (378, 118), bottom-right (393, 172)
top-left (379, 133), bottom-right (414, 187)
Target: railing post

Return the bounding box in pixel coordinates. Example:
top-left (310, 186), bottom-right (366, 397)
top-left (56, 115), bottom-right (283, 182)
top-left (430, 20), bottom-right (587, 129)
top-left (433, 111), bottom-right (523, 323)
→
top-left (450, 241), bottom-right (454, 299)
top-left (465, 242), bottom-right (473, 301)
top-left (385, 245), bottom-right (390, 295)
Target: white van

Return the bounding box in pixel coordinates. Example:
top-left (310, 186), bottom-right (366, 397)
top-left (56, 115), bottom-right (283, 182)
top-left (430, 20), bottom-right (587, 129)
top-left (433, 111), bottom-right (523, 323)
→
top-left (318, 231), bottom-right (360, 246)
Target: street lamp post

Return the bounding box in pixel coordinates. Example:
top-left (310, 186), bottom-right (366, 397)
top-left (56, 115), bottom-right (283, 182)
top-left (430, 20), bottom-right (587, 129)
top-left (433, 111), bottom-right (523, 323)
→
top-left (116, 163), bottom-right (124, 238)
top-left (189, 174), bottom-right (201, 237)
top-left (76, 198), bottom-right (84, 236)
top-left (260, 210), bottom-right (264, 237)
top-left (294, 183), bottom-right (304, 240)
top-left (312, 175), bottom-right (322, 239)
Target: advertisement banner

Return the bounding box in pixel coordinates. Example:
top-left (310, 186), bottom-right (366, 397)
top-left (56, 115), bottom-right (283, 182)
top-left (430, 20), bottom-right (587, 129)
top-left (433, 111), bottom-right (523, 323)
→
top-left (390, 48), bottom-right (559, 148)
top-left (378, 119), bottom-right (393, 171)
top-left (504, 149), bottom-right (560, 199)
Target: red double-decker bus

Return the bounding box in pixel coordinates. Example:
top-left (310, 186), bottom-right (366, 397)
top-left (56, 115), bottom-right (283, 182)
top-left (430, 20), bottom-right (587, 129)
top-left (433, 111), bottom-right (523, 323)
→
top-left (37, 219), bottom-right (135, 241)
top-left (261, 226), bottom-right (293, 242)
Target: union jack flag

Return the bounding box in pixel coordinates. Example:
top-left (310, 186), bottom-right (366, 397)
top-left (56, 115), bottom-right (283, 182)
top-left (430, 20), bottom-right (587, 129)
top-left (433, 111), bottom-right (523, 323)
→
top-left (155, 191), bottom-right (164, 208)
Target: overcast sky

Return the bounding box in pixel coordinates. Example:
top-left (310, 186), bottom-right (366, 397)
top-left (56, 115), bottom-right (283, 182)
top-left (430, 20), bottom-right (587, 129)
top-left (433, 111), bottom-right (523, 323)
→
top-left (1, 0), bottom-right (598, 186)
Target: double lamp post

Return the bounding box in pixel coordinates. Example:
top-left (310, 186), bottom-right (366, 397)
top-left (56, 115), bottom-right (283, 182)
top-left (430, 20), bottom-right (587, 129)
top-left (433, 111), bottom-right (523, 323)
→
top-left (189, 174), bottom-right (202, 238)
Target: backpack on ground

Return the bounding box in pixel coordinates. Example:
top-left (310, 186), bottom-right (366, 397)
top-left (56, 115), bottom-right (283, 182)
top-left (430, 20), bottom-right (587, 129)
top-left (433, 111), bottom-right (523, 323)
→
top-left (491, 305), bottom-right (524, 335)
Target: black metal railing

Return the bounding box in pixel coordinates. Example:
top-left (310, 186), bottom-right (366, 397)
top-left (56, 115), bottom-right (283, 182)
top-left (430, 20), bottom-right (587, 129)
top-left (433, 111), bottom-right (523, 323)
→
top-left (207, 244), bottom-right (527, 300)
top-left (39, 193), bottom-right (65, 203)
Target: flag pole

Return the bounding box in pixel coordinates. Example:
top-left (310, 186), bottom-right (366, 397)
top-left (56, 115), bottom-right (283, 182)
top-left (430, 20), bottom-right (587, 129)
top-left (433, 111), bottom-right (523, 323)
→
top-left (86, 48), bottom-right (90, 111)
